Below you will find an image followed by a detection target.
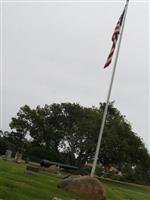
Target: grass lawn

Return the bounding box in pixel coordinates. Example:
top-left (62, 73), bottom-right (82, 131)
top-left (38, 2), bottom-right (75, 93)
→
top-left (0, 160), bottom-right (150, 200)
top-left (101, 179), bottom-right (150, 200)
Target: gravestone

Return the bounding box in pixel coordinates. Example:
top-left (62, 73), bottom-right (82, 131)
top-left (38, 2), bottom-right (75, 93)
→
top-left (48, 165), bottom-right (60, 174)
top-left (15, 152), bottom-right (22, 163)
top-left (5, 150), bottom-right (12, 160)
top-left (25, 164), bottom-right (40, 175)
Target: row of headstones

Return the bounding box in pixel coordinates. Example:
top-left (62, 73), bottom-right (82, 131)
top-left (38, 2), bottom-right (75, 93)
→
top-left (1, 149), bottom-right (22, 163)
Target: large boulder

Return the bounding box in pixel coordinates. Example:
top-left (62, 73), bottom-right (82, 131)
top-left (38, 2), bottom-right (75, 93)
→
top-left (57, 175), bottom-right (106, 200)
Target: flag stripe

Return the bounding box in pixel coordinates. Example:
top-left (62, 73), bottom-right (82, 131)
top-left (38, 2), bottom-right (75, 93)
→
top-left (104, 8), bottom-right (125, 68)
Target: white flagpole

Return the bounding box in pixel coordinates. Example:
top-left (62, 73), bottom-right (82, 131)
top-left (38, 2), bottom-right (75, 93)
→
top-left (91, 0), bottom-right (129, 177)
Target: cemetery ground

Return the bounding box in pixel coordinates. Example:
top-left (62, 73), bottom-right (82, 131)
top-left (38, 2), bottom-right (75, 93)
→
top-left (0, 160), bottom-right (150, 200)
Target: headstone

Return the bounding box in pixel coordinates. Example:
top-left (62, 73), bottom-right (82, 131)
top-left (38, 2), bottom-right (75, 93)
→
top-left (25, 157), bottom-right (29, 164)
top-left (15, 152), bottom-right (22, 163)
top-left (25, 164), bottom-right (40, 175)
top-left (58, 175), bottom-right (106, 200)
top-left (5, 150), bottom-right (12, 160)
top-left (48, 165), bottom-right (60, 174)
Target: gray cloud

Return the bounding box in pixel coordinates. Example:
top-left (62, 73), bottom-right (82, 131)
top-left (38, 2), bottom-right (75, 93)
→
top-left (1, 1), bottom-right (149, 149)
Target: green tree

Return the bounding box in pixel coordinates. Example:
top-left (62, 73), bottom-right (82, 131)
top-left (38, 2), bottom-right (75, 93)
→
top-left (58, 103), bottom-right (101, 167)
top-left (9, 102), bottom-right (150, 185)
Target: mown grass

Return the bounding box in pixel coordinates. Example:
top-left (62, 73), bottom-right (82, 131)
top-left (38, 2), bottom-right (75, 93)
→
top-left (0, 160), bottom-right (85, 200)
top-left (105, 182), bottom-right (150, 200)
top-left (0, 160), bottom-right (149, 200)
top-left (101, 178), bottom-right (150, 197)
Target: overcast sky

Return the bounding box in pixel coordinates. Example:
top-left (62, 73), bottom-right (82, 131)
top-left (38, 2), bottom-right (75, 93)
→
top-left (0, 0), bottom-right (149, 150)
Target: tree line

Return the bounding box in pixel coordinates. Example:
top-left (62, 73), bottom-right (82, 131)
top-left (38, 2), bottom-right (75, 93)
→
top-left (0, 102), bottom-right (150, 185)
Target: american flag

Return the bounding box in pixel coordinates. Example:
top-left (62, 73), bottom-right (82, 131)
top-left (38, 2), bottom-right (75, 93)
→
top-left (104, 8), bottom-right (125, 68)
